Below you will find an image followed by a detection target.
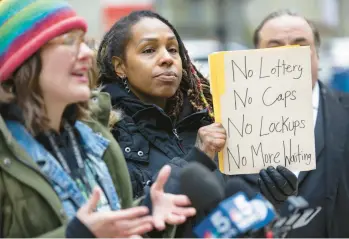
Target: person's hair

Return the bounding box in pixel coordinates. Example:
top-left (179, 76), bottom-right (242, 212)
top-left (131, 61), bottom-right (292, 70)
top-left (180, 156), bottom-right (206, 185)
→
top-left (253, 9), bottom-right (321, 49)
top-left (97, 10), bottom-right (213, 120)
top-left (85, 37), bottom-right (100, 89)
top-left (88, 49), bottom-right (99, 89)
top-left (0, 52), bottom-right (89, 135)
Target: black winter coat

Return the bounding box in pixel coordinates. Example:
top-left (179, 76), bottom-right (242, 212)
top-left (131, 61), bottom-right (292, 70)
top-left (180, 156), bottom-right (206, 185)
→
top-left (102, 83), bottom-right (226, 238)
top-left (102, 83), bottom-right (222, 199)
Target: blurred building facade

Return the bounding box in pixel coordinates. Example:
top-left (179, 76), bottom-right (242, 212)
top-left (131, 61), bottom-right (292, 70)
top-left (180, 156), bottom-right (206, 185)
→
top-left (66, 0), bottom-right (349, 45)
top-left (67, 0), bottom-right (349, 89)
top-left (153, 0), bottom-right (349, 46)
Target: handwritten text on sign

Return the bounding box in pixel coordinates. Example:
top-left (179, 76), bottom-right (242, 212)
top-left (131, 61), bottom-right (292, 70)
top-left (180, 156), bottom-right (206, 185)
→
top-left (218, 47), bottom-right (315, 175)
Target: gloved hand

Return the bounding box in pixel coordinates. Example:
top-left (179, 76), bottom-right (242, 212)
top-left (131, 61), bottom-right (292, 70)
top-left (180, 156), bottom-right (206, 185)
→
top-left (258, 166), bottom-right (298, 206)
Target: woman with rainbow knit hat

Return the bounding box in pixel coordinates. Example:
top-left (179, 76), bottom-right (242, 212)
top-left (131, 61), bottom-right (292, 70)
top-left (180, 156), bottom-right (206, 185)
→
top-left (0, 0), bottom-right (196, 237)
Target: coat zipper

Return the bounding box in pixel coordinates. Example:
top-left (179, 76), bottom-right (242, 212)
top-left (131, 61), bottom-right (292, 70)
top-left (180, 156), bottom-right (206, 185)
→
top-left (172, 128), bottom-right (180, 139)
top-left (173, 128), bottom-right (185, 153)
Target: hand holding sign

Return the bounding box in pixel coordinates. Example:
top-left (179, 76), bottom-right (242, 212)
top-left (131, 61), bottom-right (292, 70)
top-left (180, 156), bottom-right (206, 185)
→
top-left (195, 123), bottom-right (227, 160)
top-left (209, 46), bottom-right (316, 175)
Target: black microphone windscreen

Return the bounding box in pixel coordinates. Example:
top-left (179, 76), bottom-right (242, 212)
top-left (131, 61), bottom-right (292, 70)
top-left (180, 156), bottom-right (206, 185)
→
top-left (180, 162), bottom-right (224, 210)
top-left (224, 177), bottom-right (256, 199)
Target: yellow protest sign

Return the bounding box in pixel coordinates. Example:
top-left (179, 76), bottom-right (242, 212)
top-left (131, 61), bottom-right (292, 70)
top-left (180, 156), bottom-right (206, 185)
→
top-left (210, 46), bottom-right (316, 175)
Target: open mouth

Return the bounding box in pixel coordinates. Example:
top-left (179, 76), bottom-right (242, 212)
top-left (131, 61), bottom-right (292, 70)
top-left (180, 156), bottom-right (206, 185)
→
top-left (71, 72), bottom-right (88, 83)
top-left (72, 72), bottom-right (84, 77)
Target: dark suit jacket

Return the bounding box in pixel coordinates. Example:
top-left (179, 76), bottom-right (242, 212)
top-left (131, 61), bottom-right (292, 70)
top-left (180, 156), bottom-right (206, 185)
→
top-left (238, 81), bottom-right (349, 237)
top-left (286, 82), bottom-right (349, 237)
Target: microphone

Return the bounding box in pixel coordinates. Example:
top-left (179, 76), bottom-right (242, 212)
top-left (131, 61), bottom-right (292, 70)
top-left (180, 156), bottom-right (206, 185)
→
top-left (180, 162), bottom-right (225, 211)
top-left (193, 177), bottom-right (276, 238)
top-left (180, 163), bottom-right (275, 238)
top-left (216, 179), bottom-right (322, 238)
top-left (270, 196), bottom-right (322, 237)
top-left (180, 163), bottom-right (321, 238)
top-left (224, 179), bottom-right (322, 238)
top-left (224, 177), bottom-right (256, 199)
top-left (177, 162), bottom-right (226, 238)
top-left (223, 178), bottom-right (276, 237)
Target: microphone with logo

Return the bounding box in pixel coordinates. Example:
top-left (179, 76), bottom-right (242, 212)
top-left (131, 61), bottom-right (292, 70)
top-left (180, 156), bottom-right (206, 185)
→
top-left (180, 162), bottom-right (276, 238)
top-left (221, 178), bottom-right (276, 238)
top-left (180, 162), bottom-right (322, 238)
top-left (270, 195), bottom-right (322, 237)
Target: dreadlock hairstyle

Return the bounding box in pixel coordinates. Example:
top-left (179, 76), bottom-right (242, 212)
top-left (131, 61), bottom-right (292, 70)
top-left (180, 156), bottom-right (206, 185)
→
top-left (97, 10), bottom-right (214, 120)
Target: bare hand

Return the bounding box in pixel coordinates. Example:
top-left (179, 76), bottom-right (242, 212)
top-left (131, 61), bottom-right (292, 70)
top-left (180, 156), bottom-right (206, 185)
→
top-left (151, 165), bottom-right (197, 231)
top-left (76, 187), bottom-right (154, 238)
top-left (195, 122), bottom-right (226, 160)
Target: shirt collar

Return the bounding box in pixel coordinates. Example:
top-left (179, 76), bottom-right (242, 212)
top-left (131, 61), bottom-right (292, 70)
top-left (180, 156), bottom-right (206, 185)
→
top-left (313, 81), bottom-right (320, 110)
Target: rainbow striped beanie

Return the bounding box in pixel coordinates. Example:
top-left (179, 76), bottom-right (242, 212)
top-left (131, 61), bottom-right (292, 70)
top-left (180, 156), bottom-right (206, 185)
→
top-left (0, 0), bottom-right (87, 82)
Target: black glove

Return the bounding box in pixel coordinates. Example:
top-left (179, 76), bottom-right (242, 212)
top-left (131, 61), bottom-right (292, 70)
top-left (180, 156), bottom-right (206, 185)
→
top-left (258, 166), bottom-right (298, 206)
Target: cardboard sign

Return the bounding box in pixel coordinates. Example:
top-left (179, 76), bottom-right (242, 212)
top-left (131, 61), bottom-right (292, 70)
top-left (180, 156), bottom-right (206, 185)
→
top-left (209, 46), bottom-right (316, 175)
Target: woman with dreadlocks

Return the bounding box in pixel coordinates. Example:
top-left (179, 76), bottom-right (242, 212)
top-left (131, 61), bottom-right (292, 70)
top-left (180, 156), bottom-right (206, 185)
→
top-left (97, 10), bottom-right (226, 200)
top-left (97, 11), bottom-right (298, 233)
top-left (97, 11), bottom-right (227, 237)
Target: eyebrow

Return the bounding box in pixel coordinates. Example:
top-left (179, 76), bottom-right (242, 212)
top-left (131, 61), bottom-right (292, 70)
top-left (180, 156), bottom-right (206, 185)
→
top-left (267, 39), bottom-right (284, 46)
top-left (137, 36), bottom-right (177, 46)
top-left (291, 37), bottom-right (308, 44)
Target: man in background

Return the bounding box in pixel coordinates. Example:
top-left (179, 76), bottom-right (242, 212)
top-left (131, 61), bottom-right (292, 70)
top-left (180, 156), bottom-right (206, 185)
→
top-left (251, 10), bottom-right (349, 237)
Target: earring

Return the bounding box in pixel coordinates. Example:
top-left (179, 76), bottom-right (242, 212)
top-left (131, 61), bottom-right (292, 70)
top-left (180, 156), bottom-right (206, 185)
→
top-left (121, 75), bottom-right (130, 93)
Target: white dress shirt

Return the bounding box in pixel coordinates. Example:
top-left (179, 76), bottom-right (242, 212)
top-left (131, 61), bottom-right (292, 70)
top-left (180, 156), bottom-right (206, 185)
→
top-left (293, 82), bottom-right (319, 178)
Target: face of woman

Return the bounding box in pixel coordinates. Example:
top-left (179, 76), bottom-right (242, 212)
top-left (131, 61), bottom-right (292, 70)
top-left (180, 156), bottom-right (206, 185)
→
top-left (39, 30), bottom-right (93, 106)
top-left (115, 17), bottom-right (183, 106)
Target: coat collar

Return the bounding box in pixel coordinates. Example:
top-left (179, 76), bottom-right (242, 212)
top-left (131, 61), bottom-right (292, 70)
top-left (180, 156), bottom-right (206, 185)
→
top-left (102, 82), bottom-right (211, 128)
top-left (0, 114), bottom-right (67, 223)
